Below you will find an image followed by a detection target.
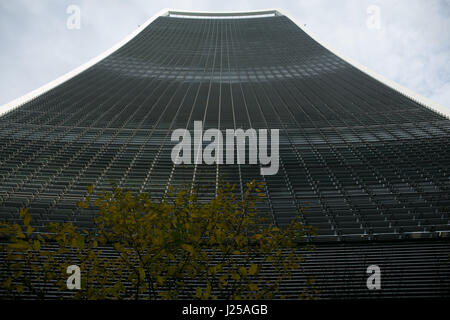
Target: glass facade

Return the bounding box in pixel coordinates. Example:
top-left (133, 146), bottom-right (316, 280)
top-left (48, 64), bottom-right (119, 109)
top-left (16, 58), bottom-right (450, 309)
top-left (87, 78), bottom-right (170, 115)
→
top-left (1, 13), bottom-right (448, 239)
top-left (0, 11), bottom-right (449, 297)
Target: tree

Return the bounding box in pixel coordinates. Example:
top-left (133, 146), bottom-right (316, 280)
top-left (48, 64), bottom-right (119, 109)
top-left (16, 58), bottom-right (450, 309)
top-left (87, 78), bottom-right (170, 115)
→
top-left (0, 181), bottom-right (317, 299)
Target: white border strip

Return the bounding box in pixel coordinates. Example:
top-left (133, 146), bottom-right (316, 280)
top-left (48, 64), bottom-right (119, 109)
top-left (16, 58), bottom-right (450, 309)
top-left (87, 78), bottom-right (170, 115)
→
top-left (168, 13), bottom-right (276, 20)
top-left (0, 8), bottom-right (170, 117)
top-left (167, 9), bottom-right (281, 17)
top-left (277, 9), bottom-right (450, 119)
top-left (2, 8), bottom-right (448, 119)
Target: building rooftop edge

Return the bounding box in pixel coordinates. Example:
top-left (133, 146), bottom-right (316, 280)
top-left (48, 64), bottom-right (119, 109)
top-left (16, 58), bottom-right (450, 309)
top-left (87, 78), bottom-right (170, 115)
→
top-left (166, 9), bottom-right (282, 17)
top-left (1, 8), bottom-right (448, 119)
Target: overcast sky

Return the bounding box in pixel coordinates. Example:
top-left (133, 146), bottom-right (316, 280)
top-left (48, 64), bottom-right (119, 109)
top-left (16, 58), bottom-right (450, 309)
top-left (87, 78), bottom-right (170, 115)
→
top-left (1, 0), bottom-right (449, 115)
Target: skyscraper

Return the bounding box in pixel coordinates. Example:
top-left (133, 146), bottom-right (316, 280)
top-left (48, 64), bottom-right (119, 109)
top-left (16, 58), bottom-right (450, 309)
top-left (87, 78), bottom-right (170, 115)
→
top-left (0, 9), bottom-right (449, 298)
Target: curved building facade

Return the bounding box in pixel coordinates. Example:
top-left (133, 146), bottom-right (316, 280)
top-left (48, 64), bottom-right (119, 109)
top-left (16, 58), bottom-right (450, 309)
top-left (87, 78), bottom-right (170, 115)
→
top-left (0, 10), bottom-right (449, 298)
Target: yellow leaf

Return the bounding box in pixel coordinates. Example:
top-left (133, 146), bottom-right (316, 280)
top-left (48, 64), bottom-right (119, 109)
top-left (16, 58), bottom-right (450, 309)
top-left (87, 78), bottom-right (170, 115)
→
top-left (19, 208), bottom-right (28, 219)
top-left (238, 266), bottom-right (247, 277)
top-left (249, 283), bottom-right (258, 291)
top-left (195, 287), bottom-right (202, 299)
top-left (248, 264), bottom-right (258, 276)
top-left (77, 201), bottom-right (89, 209)
top-left (3, 278), bottom-right (12, 289)
top-left (181, 244), bottom-right (194, 255)
top-left (26, 225), bottom-right (34, 236)
top-left (138, 268), bottom-right (145, 281)
top-left (204, 283), bottom-right (211, 299)
top-left (23, 213), bottom-right (31, 227)
top-left (32, 240), bottom-right (40, 251)
top-left (9, 242), bottom-right (29, 251)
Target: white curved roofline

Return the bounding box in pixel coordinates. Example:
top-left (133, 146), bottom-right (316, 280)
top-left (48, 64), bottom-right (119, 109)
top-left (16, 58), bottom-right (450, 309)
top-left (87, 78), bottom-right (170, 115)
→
top-left (167, 9), bottom-right (281, 17)
top-left (1, 8), bottom-right (448, 119)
